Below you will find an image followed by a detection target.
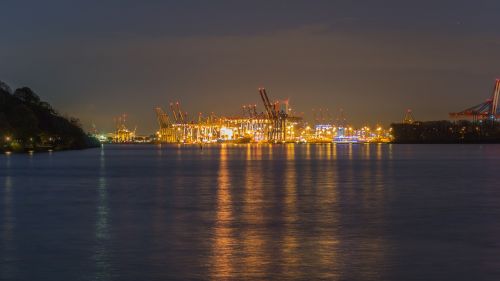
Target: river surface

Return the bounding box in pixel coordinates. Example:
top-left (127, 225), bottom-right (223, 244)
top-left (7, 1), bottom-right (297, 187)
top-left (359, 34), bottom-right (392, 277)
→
top-left (1, 144), bottom-right (500, 281)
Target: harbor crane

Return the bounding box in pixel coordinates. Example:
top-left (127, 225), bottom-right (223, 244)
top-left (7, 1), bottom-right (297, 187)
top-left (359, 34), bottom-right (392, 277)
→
top-left (403, 109), bottom-right (415, 124)
top-left (259, 88), bottom-right (288, 142)
top-left (242, 104), bottom-right (258, 119)
top-left (450, 79), bottom-right (500, 121)
top-left (155, 107), bottom-right (171, 128)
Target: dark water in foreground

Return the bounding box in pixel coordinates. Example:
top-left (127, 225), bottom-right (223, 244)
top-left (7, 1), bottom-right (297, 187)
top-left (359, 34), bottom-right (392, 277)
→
top-left (1, 144), bottom-right (500, 281)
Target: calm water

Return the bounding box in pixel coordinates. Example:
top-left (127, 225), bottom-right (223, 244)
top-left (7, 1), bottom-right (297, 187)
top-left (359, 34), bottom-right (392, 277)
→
top-left (1, 144), bottom-right (500, 281)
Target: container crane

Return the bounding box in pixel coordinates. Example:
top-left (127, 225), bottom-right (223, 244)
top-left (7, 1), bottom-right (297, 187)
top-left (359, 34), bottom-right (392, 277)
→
top-left (450, 79), bottom-right (500, 121)
top-left (258, 88), bottom-right (288, 142)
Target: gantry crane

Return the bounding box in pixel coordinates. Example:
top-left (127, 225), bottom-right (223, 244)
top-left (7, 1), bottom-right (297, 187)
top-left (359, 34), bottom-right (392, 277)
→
top-left (242, 104), bottom-right (258, 118)
top-left (259, 88), bottom-right (288, 142)
top-left (155, 107), bottom-right (171, 128)
top-left (450, 79), bottom-right (500, 121)
top-left (155, 107), bottom-right (177, 142)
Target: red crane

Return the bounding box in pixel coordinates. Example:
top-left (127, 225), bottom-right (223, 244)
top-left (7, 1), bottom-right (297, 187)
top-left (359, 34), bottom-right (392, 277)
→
top-left (450, 79), bottom-right (500, 121)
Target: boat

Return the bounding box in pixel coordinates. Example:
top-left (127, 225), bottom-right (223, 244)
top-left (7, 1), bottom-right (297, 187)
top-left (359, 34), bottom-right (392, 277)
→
top-left (333, 136), bottom-right (360, 144)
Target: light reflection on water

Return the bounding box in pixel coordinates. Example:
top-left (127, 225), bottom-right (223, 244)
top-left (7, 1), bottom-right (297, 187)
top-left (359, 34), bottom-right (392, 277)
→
top-left (211, 144), bottom-right (234, 279)
top-left (1, 156), bottom-right (15, 281)
top-left (1, 144), bottom-right (500, 281)
top-left (94, 147), bottom-right (112, 280)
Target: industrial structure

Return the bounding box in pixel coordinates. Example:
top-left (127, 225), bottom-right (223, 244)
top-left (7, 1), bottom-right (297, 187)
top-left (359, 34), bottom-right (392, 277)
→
top-left (154, 88), bottom-right (392, 144)
top-left (101, 80), bottom-right (500, 144)
top-left (113, 114), bottom-right (136, 142)
top-left (450, 79), bottom-right (500, 121)
top-left (403, 109), bottom-right (415, 124)
top-left (155, 88), bottom-right (305, 143)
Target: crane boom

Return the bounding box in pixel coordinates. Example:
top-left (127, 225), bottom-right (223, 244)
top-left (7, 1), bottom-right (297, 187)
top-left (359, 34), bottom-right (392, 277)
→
top-left (259, 88), bottom-right (272, 119)
top-left (155, 107), bottom-right (171, 128)
top-left (247, 105), bottom-right (254, 118)
top-left (252, 104), bottom-right (258, 117)
top-left (450, 79), bottom-right (500, 120)
top-left (169, 102), bottom-right (178, 122)
top-left (176, 102), bottom-right (184, 123)
top-left (259, 88), bottom-right (277, 119)
top-left (490, 79), bottom-right (500, 116)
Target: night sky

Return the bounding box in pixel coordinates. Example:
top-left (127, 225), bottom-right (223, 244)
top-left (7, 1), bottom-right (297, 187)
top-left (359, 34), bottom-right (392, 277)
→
top-left (1, 1), bottom-right (500, 134)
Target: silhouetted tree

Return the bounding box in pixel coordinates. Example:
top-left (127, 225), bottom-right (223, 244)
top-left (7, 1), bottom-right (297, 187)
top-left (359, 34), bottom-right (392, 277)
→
top-left (8, 104), bottom-right (39, 141)
top-left (0, 81), bottom-right (99, 151)
top-left (0, 112), bottom-right (11, 133)
top-left (0, 80), bottom-right (12, 94)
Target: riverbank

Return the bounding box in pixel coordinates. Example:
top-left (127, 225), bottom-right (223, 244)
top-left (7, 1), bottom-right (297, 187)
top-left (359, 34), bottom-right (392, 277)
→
top-left (1, 138), bottom-right (100, 154)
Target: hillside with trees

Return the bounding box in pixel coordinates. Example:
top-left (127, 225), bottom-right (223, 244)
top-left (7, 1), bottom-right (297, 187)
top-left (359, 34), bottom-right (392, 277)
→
top-left (0, 81), bottom-right (99, 152)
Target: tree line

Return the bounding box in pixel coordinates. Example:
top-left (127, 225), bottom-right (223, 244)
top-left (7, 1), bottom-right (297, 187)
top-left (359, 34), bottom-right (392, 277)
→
top-left (0, 81), bottom-right (99, 152)
top-left (392, 120), bottom-right (500, 143)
